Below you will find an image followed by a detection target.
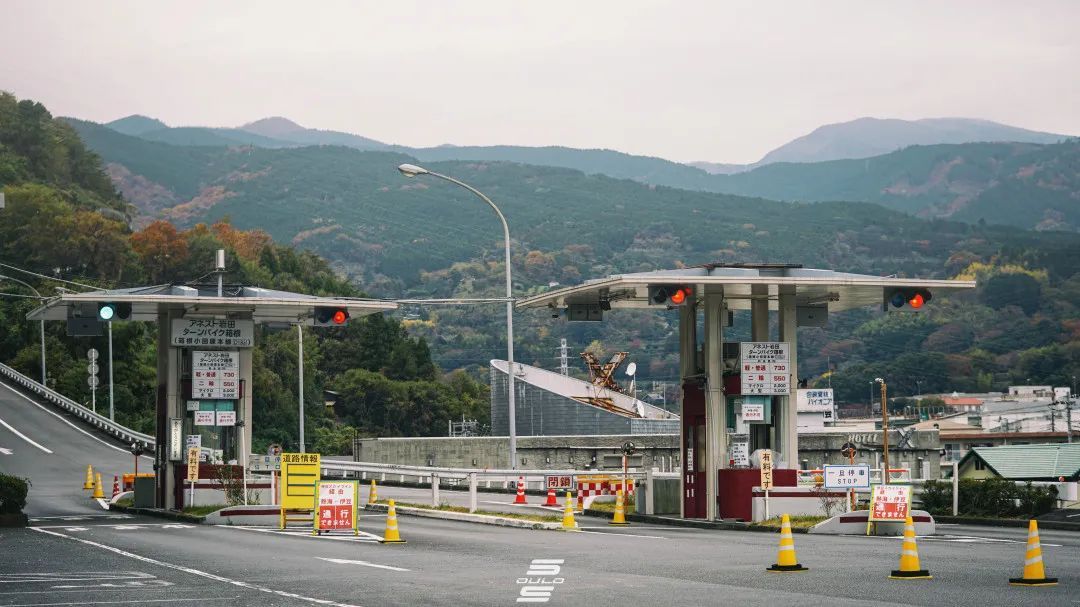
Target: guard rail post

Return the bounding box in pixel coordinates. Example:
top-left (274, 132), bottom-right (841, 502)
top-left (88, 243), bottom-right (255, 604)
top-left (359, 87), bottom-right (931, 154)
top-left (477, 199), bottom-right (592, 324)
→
top-left (431, 472), bottom-right (440, 507)
top-left (952, 461), bottom-right (959, 516)
top-left (468, 472), bottom-right (478, 513)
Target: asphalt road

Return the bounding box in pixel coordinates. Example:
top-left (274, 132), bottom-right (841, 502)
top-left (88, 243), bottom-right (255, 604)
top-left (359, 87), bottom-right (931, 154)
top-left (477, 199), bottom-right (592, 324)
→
top-left (2, 377), bottom-right (1079, 607)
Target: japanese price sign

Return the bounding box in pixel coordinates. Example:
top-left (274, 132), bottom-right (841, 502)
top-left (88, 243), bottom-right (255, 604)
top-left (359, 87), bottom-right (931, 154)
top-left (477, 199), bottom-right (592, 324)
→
top-left (546, 475), bottom-right (576, 491)
top-left (192, 351), bottom-right (240, 399)
top-left (279, 452), bottom-right (321, 512)
top-left (797, 388), bottom-right (834, 412)
top-left (759, 449), bottom-right (774, 490)
top-left (823, 464), bottom-right (870, 489)
top-left (172, 318), bottom-right (254, 348)
top-left (315, 481), bottom-right (358, 534)
top-left (869, 484), bottom-right (912, 522)
top-left (740, 342), bottom-right (791, 395)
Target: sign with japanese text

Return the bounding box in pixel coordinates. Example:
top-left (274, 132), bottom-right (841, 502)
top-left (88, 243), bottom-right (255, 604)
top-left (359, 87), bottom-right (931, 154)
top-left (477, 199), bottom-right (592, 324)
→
top-left (759, 449), bottom-right (773, 490)
top-left (193, 411), bottom-right (215, 426)
top-left (823, 464), bottom-right (870, 489)
top-left (731, 441), bottom-right (750, 467)
top-left (546, 475), bottom-right (576, 491)
top-left (186, 447), bottom-right (200, 481)
top-left (185, 434), bottom-right (202, 450)
top-left (192, 351), bottom-right (240, 399)
top-left (797, 389), bottom-right (835, 412)
top-left (215, 410), bottom-right (237, 426)
top-left (171, 318), bottom-right (254, 348)
top-left (869, 484), bottom-right (912, 522)
top-left (280, 452), bottom-right (321, 512)
top-left (315, 481), bottom-right (358, 534)
top-left (742, 402), bottom-right (765, 422)
top-left (248, 454), bottom-right (282, 471)
top-left (740, 342), bottom-right (791, 395)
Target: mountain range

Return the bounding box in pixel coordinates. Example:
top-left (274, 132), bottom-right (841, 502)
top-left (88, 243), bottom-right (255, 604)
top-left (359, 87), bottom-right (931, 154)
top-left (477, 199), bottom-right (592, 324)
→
top-left (83, 114), bottom-right (1080, 232)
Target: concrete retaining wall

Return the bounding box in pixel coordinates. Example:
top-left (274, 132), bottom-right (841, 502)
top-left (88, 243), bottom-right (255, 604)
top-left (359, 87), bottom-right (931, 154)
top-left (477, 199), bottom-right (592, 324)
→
top-left (809, 509), bottom-right (936, 535)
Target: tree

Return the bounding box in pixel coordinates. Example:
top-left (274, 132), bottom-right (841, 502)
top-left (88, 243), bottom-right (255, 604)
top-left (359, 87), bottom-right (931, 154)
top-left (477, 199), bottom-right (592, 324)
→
top-left (981, 272), bottom-right (1042, 315)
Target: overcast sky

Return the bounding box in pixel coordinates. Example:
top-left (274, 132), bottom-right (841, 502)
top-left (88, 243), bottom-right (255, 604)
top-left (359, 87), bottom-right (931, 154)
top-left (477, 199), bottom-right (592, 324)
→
top-left (3, 1), bottom-right (1077, 163)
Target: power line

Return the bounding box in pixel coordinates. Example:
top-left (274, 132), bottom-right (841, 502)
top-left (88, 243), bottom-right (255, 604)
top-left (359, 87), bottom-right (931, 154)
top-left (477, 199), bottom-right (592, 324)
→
top-left (0, 261), bottom-right (99, 291)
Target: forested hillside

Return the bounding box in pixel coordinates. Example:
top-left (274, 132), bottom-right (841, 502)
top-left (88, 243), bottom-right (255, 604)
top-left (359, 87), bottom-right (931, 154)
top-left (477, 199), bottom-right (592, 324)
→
top-left (56, 103), bottom-right (1080, 409)
top-left (0, 93), bottom-right (487, 452)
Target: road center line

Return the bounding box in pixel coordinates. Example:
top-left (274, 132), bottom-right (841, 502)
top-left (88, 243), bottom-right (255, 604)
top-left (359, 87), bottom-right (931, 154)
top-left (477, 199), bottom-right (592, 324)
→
top-left (29, 528), bottom-right (364, 607)
top-left (0, 415), bottom-right (52, 454)
top-left (316, 557), bottom-right (411, 572)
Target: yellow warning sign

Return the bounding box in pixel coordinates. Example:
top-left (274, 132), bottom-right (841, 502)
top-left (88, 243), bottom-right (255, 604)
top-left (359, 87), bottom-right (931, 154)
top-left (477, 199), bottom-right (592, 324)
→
top-left (280, 452), bottom-right (321, 511)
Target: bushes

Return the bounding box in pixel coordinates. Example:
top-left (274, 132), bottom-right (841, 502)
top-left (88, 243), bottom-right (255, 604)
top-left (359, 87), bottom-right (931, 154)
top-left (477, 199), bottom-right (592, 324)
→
top-left (919, 478), bottom-right (1058, 518)
top-left (0, 474), bottom-right (30, 514)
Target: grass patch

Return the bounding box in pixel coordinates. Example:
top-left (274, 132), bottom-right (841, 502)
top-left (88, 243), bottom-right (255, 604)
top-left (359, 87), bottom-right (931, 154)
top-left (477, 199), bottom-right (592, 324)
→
top-left (751, 515), bottom-right (827, 529)
top-left (114, 496), bottom-right (133, 507)
top-left (588, 497), bottom-right (636, 513)
top-left (387, 501), bottom-right (561, 523)
top-left (181, 504), bottom-right (227, 517)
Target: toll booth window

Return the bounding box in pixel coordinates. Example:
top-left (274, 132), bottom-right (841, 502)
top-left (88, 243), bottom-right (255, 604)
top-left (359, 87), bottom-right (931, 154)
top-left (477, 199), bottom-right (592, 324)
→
top-left (694, 423), bottom-right (706, 473)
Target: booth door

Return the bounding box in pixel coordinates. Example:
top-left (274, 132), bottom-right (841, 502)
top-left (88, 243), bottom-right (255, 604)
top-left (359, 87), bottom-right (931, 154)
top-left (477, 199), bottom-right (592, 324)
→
top-left (682, 382), bottom-right (707, 519)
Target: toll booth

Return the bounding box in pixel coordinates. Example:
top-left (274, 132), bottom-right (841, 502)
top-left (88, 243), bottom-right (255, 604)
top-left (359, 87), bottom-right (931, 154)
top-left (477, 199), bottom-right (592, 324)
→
top-left (29, 283), bottom-right (395, 510)
top-left (518, 263), bottom-right (975, 520)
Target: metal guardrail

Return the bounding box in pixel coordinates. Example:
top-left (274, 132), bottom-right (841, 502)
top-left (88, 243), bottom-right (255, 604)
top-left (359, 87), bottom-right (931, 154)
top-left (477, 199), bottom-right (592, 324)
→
top-left (319, 459), bottom-right (647, 486)
top-left (0, 361), bottom-right (154, 450)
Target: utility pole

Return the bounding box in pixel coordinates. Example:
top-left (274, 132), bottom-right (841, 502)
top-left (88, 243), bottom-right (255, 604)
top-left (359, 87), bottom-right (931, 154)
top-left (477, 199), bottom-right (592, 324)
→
top-left (876, 378), bottom-right (889, 485)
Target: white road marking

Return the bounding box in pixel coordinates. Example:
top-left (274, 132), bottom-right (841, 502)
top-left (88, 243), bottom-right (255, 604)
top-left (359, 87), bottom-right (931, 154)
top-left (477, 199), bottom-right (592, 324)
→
top-left (315, 557), bottom-right (411, 572)
top-left (30, 515), bottom-right (132, 521)
top-left (876, 534), bottom-right (1062, 547)
top-left (0, 572), bottom-right (153, 584)
top-left (0, 415), bottom-right (52, 453)
top-left (35, 524), bottom-right (189, 530)
top-left (52, 580), bottom-right (174, 589)
top-left (0, 446), bottom-right (12, 455)
top-left (0, 598), bottom-right (233, 606)
top-left (62, 528), bottom-right (88, 532)
top-left (577, 529), bottom-right (668, 539)
top-left (220, 525), bottom-right (383, 543)
top-left (0, 381), bottom-right (151, 459)
top-left (29, 528), bottom-right (364, 607)
top-left (97, 498), bottom-right (110, 510)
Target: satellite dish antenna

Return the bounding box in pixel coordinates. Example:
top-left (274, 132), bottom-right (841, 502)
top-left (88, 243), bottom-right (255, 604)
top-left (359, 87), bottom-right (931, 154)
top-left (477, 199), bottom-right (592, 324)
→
top-left (626, 362), bottom-right (637, 377)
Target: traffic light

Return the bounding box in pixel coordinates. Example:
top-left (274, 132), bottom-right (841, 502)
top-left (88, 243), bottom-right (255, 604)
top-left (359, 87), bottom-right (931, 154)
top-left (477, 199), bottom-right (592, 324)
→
top-left (884, 288), bottom-right (932, 311)
top-left (314, 306), bottom-right (350, 326)
top-left (97, 302), bottom-right (132, 321)
top-left (648, 285), bottom-right (694, 306)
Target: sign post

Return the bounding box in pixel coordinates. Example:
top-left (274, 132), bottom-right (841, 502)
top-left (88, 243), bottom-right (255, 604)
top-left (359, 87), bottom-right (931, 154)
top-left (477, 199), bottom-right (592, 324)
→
top-left (760, 449), bottom-right (774, 520)
top-left (87, 349), bottom-right (99, 414)
top-left (314, 480), bottom-right (359, 536)
top-left (186, 446), bottom-right (200, 508)
top-left (839, 441), bottom-right (859, 510)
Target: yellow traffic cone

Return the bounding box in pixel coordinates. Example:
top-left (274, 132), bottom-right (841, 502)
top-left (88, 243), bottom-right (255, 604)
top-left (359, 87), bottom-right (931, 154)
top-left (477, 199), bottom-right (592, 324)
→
top-left (609, 490), bottom-right (629, 526)
top-left (1009, 520), bottom-right (1058, 586)
top-left (766, 514), bottom-right (808, 572)
top-left (91, 473), bottom-right (105, 499)
top-left (368, 479), bottom-right (378, 505)
top-left (379, 499), bottom-right (406, 544)
top-left (889, 515), bottom-right (932, 579)
top-left (562, 491), bottom-right (579, 531)
top-left (83, 465), bottom-right (94, 490)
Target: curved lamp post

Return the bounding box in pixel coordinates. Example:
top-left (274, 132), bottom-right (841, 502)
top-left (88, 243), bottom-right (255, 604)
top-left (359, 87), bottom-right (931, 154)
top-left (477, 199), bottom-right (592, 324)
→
top-left (397, 164), bottom-right (518, 469)
top-left (0, 274), bottom-right (46, 385)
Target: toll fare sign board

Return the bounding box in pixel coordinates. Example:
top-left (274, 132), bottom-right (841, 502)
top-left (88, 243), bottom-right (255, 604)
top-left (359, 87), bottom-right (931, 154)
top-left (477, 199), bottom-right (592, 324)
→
top-left (192, 351), bottom-right (240, 399)
top-left (869, 484), bottom-right (912, 522)
top-left (823, 464), bottom-right (870, 489)
top-left (546, 475), bottom-right (576, 491)
top-left (315, 481), bottom-right (358, 534)
top-left (740, 342), bottom-right (791, 395)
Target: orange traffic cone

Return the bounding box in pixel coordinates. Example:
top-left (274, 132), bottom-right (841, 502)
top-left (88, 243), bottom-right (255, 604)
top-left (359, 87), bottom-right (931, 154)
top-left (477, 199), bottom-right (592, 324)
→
top-left (91, 473), bottom-right (105, 499)
top-left (766, 514), bottom-right (808, 572)
top-left (1009, 520), bottom-right (1058, 586)
top-left (889, 516), bottom-right (931, 579)
top-left (561, 491), bottom-right (579, 531)
top-left (609, 490), bottom-right (629, 526)
top-left (83, 465), bottom-right (94, 490)
top-left (111, 475), bottom-right (121, 499)
top-left (379, 499), bottom-right (406, 544)
top-left (513, 475), bottom-right (527, 505)
top-left (544, 487), bottom-right (558, 507)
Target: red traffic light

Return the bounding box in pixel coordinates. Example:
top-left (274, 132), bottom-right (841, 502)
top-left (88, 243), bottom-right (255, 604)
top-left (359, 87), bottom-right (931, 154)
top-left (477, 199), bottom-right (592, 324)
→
top-left (314, 306), bottom-right (350, 326)
top-left (886, 288), bottom-right (932, 311)
top-left (908, 292), bottom-right (925, 308)
top-left (332, 309), bottom-right (348, 324)
top-left (648, 285), bottom-right (694, 306)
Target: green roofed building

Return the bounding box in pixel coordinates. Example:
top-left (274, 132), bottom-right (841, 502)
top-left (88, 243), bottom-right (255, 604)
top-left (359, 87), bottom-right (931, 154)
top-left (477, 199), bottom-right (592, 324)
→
top-left (957, 443), bottom-right (1080, 482)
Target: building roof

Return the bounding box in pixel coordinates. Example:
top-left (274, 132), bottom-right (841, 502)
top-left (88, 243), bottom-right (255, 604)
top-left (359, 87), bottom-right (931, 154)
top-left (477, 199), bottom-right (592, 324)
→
top-left (910, 419), bottom-right (978, 433)
top-left (516, 264), bottom-right (975, 313)
top-left (942, 397), bottom-right (983, 407)
top-left (27, 284), bottom-right (396, 324)
top-left (958, 443), bottom-right (1080, 480)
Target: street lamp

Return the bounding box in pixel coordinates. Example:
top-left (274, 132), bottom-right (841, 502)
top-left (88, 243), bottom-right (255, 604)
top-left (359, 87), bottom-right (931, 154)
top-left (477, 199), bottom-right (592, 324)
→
top-left (397, 163), bottom-right (519, 469)
top-left (0, 274), bottom-right (46, 385)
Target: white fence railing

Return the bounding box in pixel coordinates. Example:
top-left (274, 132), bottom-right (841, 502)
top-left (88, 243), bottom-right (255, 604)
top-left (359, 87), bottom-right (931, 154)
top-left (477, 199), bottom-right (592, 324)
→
top-left (0, 361), bottom-right (154, 450)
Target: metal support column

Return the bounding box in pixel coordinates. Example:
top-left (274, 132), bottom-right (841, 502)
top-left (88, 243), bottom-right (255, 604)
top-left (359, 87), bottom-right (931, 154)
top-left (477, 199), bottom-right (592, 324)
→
top-left (777, 285), bottom-right (799, 469)
top-left (677, 301), bottom-right (697, 520)
top-left (704, 286), bottom-right (725, 521)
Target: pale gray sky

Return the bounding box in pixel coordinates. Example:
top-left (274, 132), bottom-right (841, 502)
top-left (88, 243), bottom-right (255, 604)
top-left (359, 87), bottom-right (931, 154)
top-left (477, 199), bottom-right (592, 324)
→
top-left (3, 1), bottom-right (1078, 163)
